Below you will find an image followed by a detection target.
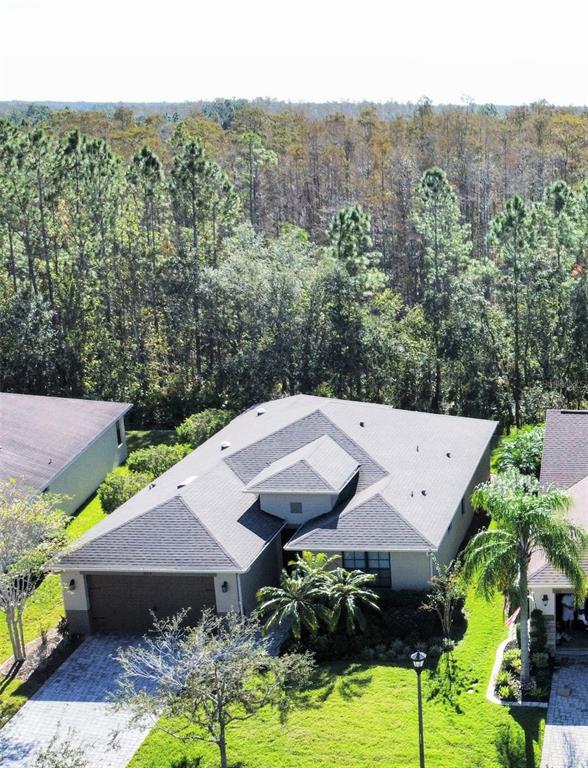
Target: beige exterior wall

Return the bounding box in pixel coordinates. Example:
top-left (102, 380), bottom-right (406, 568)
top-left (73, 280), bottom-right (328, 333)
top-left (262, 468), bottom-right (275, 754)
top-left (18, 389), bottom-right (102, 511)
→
top-left (238, 536), bottom-right (283, 615)
top-left (214, 573), bottom-right (240, 613)
top-left (389, 551), bottom-right (432, 589)
top-left (259, 492), bottom-right (337, 524)
top-left (48, 418), bottom-right (128, 515)
top-left (61, 570), bottom-right (92, 634)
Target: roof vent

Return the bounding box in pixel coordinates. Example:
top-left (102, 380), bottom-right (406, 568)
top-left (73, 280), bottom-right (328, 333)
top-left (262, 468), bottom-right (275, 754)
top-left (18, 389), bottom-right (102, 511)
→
top-left (177, 475), bottom-right (197, 489)
top-left (256, 407), bottom-right (266, 416)
top-left (221, 441), bottom-right (231, 450)
top-left (149, 482), bottom-right (156, 489)
top-left (410, 491), bottom-right (414, 497)
top-left (359, 420), bottom-right (365, 427)
top-left (416, 445), bottom-right (419, 452)
top-left (421, 489), bottom-right (427, 496)
top-left (446, 452), bottom-right (451, 458)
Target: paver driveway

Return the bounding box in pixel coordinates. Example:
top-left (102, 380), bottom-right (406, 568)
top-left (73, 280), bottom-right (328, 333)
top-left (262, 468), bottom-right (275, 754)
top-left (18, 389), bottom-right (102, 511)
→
top-left (541, 660), bottom-right (588, 768)
top-left (0, 636), bottom-right (151, 768)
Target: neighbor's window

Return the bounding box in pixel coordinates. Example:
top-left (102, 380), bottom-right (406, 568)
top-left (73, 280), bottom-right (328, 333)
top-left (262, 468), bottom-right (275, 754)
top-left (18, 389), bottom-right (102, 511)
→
top-left (116, 419), bottom-right (123, 446)
top-left (342, 551), bottom-right (391, 588)
top-left (290, 501), bottom-right (302, 515)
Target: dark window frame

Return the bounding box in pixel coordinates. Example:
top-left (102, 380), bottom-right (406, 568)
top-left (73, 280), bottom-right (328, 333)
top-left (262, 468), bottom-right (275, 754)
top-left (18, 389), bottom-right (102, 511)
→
top-left (116, 419), bottom-right (123, 447)
top-left (342, 550), bottom-right (391, 588)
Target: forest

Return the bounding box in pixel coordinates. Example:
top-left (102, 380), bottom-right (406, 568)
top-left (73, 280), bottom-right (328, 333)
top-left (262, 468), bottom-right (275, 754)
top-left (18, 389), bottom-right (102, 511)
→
top-left (1, 99), bottom-right (587, 427)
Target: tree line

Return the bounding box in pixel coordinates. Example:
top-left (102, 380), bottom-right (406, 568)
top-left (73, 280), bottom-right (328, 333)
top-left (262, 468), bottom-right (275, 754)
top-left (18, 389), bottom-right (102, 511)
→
top-left (1, 102), bottom-right (587, 427)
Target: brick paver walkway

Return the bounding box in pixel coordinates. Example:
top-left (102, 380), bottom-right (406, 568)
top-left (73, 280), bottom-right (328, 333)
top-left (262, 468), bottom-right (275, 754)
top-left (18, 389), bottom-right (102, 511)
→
top-left (0, 636), bottom-right (150, 767)
top-left (541, 661), bottom-right (588, 768)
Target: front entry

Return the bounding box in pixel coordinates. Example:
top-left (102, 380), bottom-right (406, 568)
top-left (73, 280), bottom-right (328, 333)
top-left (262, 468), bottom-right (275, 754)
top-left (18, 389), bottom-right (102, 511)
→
top-left (555, 592), bottom-right (588, 650)
top-left (87, 573), bottom-right (216, 633)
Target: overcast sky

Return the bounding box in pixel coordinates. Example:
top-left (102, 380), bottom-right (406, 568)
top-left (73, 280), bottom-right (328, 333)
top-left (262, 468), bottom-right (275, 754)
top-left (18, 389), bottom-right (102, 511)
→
top-left (2, 0), bottom-right (587, 105)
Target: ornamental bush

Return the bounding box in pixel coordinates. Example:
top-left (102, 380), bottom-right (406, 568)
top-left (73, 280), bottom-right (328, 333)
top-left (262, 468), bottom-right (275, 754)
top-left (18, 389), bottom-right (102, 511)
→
top-left (175, 409), bottom-right (234, 448)
top-left (98, 470), bottom-right (153, 513)
top-left (127, 443), bottom-right (192, 477)
top-left (494, 424), bottom-right (545, 477)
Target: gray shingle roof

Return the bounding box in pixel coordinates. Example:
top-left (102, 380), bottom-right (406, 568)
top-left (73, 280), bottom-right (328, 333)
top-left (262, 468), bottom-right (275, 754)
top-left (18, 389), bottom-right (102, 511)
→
top-left (60, 496), bottom-right (239, 571)
top-left (529, 474), bottom-right (588, 587)
top-left (0, 393), bottom-right (131, 492)
top-left (285, 492), bottom-right (433, 550)
top-left (56, 395), bottom-right (496, 574)
top-left (244, 435), bottom-right (358, 494)
top-left (540, 410), bottom-right (588, 489)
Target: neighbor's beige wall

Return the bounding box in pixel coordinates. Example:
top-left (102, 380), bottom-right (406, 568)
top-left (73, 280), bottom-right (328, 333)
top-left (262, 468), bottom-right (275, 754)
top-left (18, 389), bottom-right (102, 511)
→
top-left (48, 419), bottom-right (127, 515)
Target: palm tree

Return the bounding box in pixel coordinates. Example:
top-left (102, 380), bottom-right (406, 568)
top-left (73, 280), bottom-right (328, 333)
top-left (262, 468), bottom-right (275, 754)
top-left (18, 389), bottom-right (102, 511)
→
top-left (327, 568), bottom-right (380, 634)
top-left (463, 470), bottom-right (587, 688)
top-left (256, 570), bottom-right (330, 640)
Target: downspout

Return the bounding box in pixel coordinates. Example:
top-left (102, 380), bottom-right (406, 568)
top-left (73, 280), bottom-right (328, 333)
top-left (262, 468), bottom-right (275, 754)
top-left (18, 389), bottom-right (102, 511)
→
top-left (236, 573), bottom-right (245, 617)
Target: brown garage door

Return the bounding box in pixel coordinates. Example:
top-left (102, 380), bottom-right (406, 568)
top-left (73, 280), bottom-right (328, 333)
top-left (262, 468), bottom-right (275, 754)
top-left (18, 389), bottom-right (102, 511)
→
top-left (87, 573), bottom-right (216, 633)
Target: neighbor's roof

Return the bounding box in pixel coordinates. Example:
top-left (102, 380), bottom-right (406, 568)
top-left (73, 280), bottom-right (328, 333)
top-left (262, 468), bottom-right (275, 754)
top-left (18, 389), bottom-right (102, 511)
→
top-left (529, 474), bottom-right (588, 587)
top-left (56, 395), bottom-right (496, 574)
top-left (540, 410), bottom-right (588, 489)
top-left (243, 435), bottom-right (358, 494)
top-left (0, 393), bottom-right (131, 493)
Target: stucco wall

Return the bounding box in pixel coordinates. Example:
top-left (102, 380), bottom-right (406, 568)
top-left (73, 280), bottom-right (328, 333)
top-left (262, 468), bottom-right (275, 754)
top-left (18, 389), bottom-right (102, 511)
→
top-left (436, 443), bottom-right (492, 566)
top-left (214, 573), bottom-right (240, 614)
top-left (389, 551), bottom-right (432, 589)
top-left (48, 418), bottom-right (127, 515)
top-left (259, 493), bottom-right (337, 524)
top-left (61, 571), bottom-right (92, 634)
top-left (238, 536), bottom-right (283, 615)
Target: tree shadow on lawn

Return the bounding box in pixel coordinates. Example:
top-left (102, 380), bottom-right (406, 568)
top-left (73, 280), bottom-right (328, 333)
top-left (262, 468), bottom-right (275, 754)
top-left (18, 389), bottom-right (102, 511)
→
top-left (505, 706), bottom-right (545, 768)
top-left (426, 651), bottom-right (479, 714)
top-left (300, 662), bottom-right (374, 708)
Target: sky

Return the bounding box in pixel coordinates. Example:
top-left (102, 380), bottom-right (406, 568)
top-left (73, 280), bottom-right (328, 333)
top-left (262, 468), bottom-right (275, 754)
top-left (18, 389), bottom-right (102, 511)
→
top-left (2, 0), bottom-right (588, 105)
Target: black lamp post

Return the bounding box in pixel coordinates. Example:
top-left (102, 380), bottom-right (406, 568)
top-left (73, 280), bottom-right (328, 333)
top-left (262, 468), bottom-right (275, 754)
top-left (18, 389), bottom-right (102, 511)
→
top-left (410, 650), bottom-right (427, 768)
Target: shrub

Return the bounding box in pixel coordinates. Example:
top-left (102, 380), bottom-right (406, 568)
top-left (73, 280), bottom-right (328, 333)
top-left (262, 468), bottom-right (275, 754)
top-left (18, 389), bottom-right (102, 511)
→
top-left (496, 670), bottom-right (510, 688)
top-left (531, 651), bottom-right (550, 670)
top-left (502, 648), bottom-right (522, 674)
top-left (497, 683), bottom-right (517, 701)
top-left (176, 409), bottom-right (233, 448)
top-left (494, 424), bottom-right (544, 477)
top-left (127, 443), bottom-right (192, 477)
top-left (530, 608), bottom-right (548, 655)
top-left (98, 470), bottom-right (153, 513)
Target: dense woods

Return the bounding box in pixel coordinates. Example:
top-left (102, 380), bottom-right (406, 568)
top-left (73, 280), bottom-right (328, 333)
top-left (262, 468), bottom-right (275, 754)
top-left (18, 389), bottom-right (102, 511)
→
top-left (1, 100), bottom-right (588, 427)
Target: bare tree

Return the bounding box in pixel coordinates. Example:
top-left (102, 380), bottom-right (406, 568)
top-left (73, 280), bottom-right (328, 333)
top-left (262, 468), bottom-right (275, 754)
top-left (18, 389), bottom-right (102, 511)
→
top-left (115, 610), bottom-right (314, 768)
top-left (0, 481), bottom-right (67, 661)
top-left (421, 557), bottom-right (466, 641)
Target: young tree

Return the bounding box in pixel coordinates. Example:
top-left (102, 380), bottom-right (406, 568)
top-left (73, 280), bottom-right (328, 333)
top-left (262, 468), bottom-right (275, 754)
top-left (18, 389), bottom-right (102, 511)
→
top-left (463, 471), bottom-right (586, 688)
top-left (0, 481), bottom-right (67, 661)
top-left (115, 610), bottom-right (314, 768)
top-left (421, 558), bottom-right (465, 641)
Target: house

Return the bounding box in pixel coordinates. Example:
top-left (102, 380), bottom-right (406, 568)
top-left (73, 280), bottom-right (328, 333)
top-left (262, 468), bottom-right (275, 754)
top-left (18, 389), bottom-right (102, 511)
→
top-left (55, 395), bottom-right (496, 634)
top-left (1, 393), bottom-right (132, 515)
top-left (529, 409), bottom-right (588, 651)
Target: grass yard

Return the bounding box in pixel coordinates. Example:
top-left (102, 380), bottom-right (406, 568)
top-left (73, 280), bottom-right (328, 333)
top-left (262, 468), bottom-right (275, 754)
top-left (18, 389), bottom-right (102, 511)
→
top-left (129, 591), bottom-right (545, 768)
top-left (126, 429), bottom-right (176, 453)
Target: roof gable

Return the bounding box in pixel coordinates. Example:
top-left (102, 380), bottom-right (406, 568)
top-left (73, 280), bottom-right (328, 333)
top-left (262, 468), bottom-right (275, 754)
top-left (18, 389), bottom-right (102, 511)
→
top-left (58, 496), bottom-right (239, 572)
top-left (285, 492), bottom-right (433, 551)
top-left (244, 435), bottom-right (358, 494)
top-left (226, 409), bottom-right (386, 492)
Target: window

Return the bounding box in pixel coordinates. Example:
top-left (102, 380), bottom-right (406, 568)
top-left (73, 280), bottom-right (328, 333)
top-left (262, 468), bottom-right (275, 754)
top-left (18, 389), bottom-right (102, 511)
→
top-left (290, 502), bottom-right (302, 515)
top-left (461, 499), bottom-right (465, 515)
top-left (116, 419), bottom-right (123, 446)
top-left (342, 551), bottom-right (366, 570)
top-left (342, 551), bottom-right (391, 588)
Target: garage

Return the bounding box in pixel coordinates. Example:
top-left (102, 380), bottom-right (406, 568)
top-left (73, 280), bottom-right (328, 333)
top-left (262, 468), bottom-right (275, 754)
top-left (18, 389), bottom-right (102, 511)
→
top-left (87, 573), bottom-right (216, 633)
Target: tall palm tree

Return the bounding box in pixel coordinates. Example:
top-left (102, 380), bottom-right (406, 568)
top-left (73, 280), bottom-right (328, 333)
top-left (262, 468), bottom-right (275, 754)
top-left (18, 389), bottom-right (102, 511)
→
top-left (327, 568), bottom-right (380, 634)
top-left (463, 470), bottom-right (587, 688)
top-left (256, 570), bottom-right (330, 640)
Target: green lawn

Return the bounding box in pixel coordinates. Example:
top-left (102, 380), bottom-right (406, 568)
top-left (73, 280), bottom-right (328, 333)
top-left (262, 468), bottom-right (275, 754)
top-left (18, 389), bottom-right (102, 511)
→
top-left (126, 429), bottom-right (177, 453)
top-left (129, 591), bottom-right (545, 768)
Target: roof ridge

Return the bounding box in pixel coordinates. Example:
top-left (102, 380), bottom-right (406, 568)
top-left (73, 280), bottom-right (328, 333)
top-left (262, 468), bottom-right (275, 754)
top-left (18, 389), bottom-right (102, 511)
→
top-left (180, 494), bottom-right (241, 569)
top-left (370, 493), bottom-right (435, 548)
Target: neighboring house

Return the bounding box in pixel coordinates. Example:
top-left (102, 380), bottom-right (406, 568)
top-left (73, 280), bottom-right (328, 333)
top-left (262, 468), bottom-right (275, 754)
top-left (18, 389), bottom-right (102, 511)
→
top-left (55, 395), bottom-right (496, 634)
top-left (1, 393), bottom-right (131, 515)
top-left (529, 409), bottom-right (588, 651)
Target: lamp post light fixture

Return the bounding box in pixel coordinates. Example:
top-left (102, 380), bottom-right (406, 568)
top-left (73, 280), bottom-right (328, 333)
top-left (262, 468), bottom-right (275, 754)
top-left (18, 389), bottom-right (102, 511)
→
top-left (410, 651), bottom-right (427, 768)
